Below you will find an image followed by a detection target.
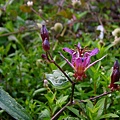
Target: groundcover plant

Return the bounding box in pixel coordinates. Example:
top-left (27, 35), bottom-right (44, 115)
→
top-left (0, 0), bottom-right (120, 120)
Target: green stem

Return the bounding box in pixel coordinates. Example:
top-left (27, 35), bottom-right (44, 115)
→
top-left (51, 101), bottom-right (71, 120)
top-left (70, 82), bottom-right (75, 104)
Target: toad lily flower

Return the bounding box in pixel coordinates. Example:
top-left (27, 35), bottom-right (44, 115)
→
top-left (60, 43), bottom-right (106, 80)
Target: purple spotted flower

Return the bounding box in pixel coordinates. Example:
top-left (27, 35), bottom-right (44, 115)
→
top-left (108, 60), bottom-right (120, 91)
top-left (60, 43), bottom-right (106, 80)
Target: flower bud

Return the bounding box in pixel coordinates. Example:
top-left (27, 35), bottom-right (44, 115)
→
top-left (38, 9), bottom-right (43, 15)
top-left (54, 23), bottom-right (63, 33)
top-left (72, 0), bottom-right (81, 8)
top-left (112, 37), bottom-right (120, 46)
top-left (27, 1), bottom-right (33, 7)
top-left (43, 79), bottom-right (48, 87)
top-left (112, 28), bottom-right (120, 37)
top-left (42, 38), bottom-right (50, 51)
top-left (41, 54), bottom-right (47, 59)
top-left (40, 25), bottom-right (49, 41)
top-left (108, 60), bottom-right (120, 91)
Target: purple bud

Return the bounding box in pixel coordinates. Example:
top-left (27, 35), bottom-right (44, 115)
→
top-left (40, 25), bottom-right (49, 41)
top-left (113, 60), bottom-right (119, 70)
top-left (108, 60), bottom-right (120, 91)
top-left (43, 79), bottom-right (48, 87)
top-left (42, 38), bottom-right (50, 51)
top-left (41, 54), bottom-right (47, 59)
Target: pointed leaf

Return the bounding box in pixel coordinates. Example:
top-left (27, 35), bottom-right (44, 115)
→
top-left (39, 109), bottom-right (50, 120)
top-left (67, 106), bottom-right (84, 119)
top-left (0, 87), bottom-right (32, 120)
top-left (56, 95), bottom-right (68, 107)
top-left (100, 113), bottom-right (119, 119)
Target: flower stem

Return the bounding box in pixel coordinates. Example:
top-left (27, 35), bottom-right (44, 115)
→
top-left (78, 91), bottom-right (113, 103)
top-left (0, 28), bottom-right (40, 37)
top-left (52, 91), bottom-right (114, 119)
top-left (70, 82), bottom-right (75, 104)
top-left (51, 101), bottom-right (71, 120)
top-left (30, 7), bottom-right (47, 23)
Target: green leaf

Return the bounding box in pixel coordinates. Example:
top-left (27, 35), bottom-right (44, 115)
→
top-left (73, 23), bottom-right (80, 32)
top-left (56, 95), bottom-right (68, 107)
top-left (44, 91), bottom-right (56, 104)
top-left (46, 70), bottom-right (71, 89)
top-left (57, 9), bottom-right (73, 19)
top-left (95, 98), bottom-right (105, 117)
top-left (33, 88), bottom-right (47, 97)
top-left (88, 106), bottom-right (99, 114)
top-left (39, 109), bottom-right (50, 120)
top-left (86, 100), bottom-right (94, 109)
top-left (115, 81), bottom-right (120, 85)
top-left (5, 21), bottom-right (14, 31)
top-left (0, 27), bottom-right (9, 33)
top-left (0, 87), bottom-right (32, 120)
top-left (67, 106), bottom-right (83, 119)
top-left (77, 11), bottom-right (88, 19)
top-left (100, 113), bottom-right (119, 119)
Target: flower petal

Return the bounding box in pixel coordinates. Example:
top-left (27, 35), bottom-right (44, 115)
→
top-left (63, 48), bottom-right (74, 55)
top-left (74, 57), bottom-right (85, 73)
top-left (84, 54), bottom-right (107, 71)
top-left (71, 52), bottom-right (77, 64)
top-left (89, 48), bottom-right (99, 56)
top-left (84, 48), bottom-right (99, 57)
top-left (75, 57), bottom-right (83, 68)
top-left (59, 52), bottom-right (75, 69)
top-left (77, 43), bottom-right (81, 49)
top-left (84, 56), bottom-right (90, 67)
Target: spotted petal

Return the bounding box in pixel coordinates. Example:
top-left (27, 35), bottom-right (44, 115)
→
top-left (84, 54), bottom-right (107, 71)
top-left (59, 52), bottom-right (75, 69)
top-left (77, 43), bottom-right (81, 49)
top-left (63, 48), bottom-right (74, 55)
top-left (84, 48), bottom-right (99, 57)
top-left (89, 48), bottom-right (99, 56)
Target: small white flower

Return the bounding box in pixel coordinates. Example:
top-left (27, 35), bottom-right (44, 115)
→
top-left (112, 28), bottom-right (120, 37)
top-left (96, 25), bottom-right (104, 32)
top-left (96, 25), bottom-right (104, 40)
top-left (27, 1), bottom-right (33, 7)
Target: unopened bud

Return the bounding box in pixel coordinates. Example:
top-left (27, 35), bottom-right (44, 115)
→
top-left (72, 0), bottom-right (81, 8)
top-left (40, 25), bottom-right (49, 41)
top-left (38, 9), bottom-right (43, 15)
top-left (112, 28), bottom-right (120, 37)
top-left (42, 38), bottom-right (50, 51)
top-left (108, 60), bottom-right (120, 91)
top-left (41, 54), bottom-right (47, 59)
top-left (112, 37), bottom-right (120, 46)
top-left (44, 79), bottom-right (48, 87)
top-left (99, 40), bottom-right (105, 46)
top-left (54, 23), bottom-right (63, 33)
